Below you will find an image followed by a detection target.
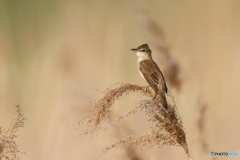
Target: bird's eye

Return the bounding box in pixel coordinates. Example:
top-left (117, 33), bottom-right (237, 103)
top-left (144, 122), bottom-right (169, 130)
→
top-left (141, 49), bottom-right (146, 52)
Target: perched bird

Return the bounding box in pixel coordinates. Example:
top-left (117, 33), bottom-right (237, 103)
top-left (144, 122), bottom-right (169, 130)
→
top-left (131, 44), bottom-right (168, 109)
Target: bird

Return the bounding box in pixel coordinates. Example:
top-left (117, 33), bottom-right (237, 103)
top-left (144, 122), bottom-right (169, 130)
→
top-left (131, 44), bottom-right (168, 109)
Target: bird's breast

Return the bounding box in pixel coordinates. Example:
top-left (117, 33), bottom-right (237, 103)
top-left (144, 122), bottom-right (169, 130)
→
top-left (137, 63), bottom-right (145, 80)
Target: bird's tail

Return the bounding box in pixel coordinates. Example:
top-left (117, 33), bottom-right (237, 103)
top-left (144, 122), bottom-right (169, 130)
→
top-left (153, 92), bottom-right (168, 110)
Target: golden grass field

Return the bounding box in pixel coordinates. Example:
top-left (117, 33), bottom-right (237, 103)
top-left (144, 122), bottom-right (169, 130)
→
top-left (0, 0), bottom-right (240, 160)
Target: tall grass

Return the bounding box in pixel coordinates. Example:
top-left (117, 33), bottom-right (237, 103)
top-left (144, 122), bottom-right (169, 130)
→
top-left (0, 105), bottom-right (26, 160)
top-left (80, 83), bottom-right (192, 160)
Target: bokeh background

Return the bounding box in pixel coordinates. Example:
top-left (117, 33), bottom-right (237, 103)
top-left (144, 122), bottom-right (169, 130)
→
top-left (0, 0), bottom-right (240, 160)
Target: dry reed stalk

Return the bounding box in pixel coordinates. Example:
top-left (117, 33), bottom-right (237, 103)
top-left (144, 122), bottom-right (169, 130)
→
top-left (197, 97), bottom-right (209, 154)
top-left (80, 83), bottom-right (192, 160)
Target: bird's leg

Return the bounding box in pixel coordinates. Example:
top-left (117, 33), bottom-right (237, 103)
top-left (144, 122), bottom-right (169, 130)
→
top-left (144, 85), bottom-right (150, 93)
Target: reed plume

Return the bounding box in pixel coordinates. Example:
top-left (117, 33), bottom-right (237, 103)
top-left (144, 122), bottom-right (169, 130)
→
top-left (80, 83), bottom-right (192, 160)
top-left (0, 105), bottom-right (26, 160)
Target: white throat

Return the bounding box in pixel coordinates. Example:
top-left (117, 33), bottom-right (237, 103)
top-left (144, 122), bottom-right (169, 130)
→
top-left (136, 51), bottom-right (152, 62)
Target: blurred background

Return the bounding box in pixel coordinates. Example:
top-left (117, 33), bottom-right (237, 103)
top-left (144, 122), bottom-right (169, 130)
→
top-left (0, 0), bottom-right (240, 160)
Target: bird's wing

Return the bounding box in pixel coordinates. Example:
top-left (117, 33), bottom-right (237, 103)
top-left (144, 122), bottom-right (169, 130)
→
top-left (139, 60), bottom-right (168, 93)
top-left (152, 61), bottom-right (168, 93)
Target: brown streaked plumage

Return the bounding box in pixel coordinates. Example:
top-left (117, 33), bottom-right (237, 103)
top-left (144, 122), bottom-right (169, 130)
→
top-left (131, 44), bottom-right (168, 109)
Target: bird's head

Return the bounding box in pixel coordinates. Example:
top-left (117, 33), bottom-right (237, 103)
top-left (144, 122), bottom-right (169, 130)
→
top-left (131, 44), bottom-right (152, 57)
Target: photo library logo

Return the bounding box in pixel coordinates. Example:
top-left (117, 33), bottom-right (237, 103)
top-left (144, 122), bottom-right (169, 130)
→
top-left (210, 151), bottom-right (238, 156)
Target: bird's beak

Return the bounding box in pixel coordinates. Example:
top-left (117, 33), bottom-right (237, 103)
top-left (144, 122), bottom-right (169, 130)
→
top-left (131, 48), bottom-right (137, 52)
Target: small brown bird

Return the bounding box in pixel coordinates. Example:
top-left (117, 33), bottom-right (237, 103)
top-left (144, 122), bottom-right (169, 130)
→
top-left (131, 44), bottom-right (168, 109)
